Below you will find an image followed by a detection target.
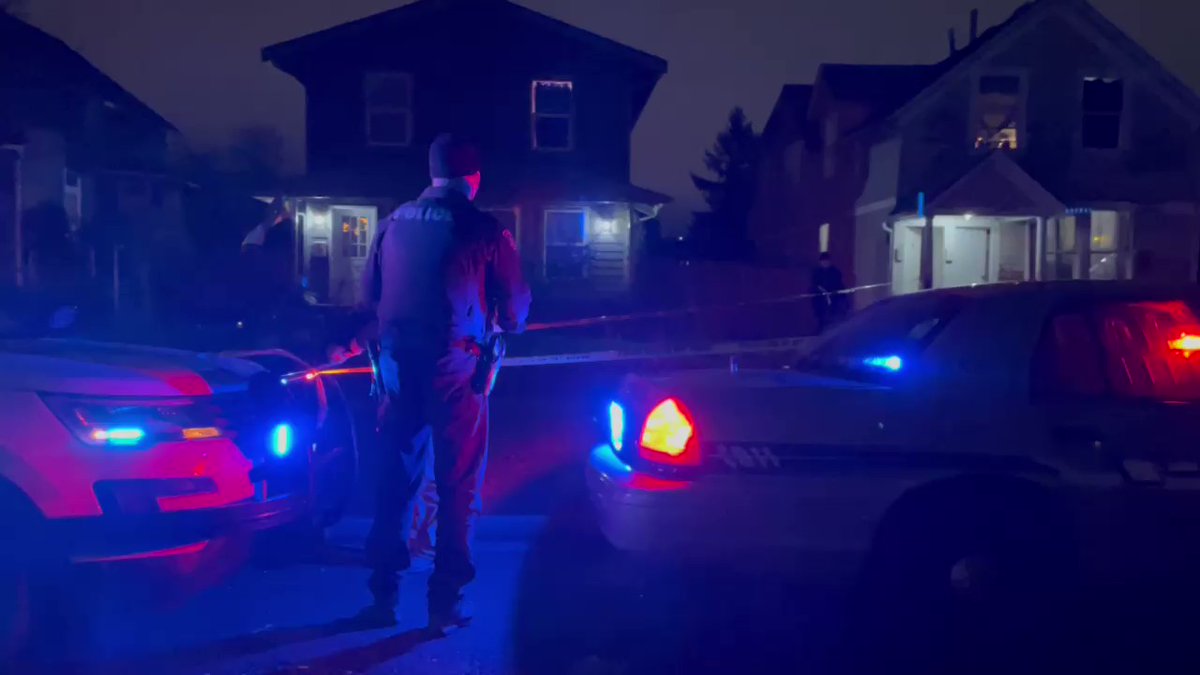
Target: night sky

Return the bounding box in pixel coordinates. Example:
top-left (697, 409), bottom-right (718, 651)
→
top-left (23, 0), bottom-right (1200, 230)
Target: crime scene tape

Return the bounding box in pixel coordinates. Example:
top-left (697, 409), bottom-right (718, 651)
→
top-left (280, 335), bottom-right (814, 383)
top-left (524, 282), bottom-right (890, 331)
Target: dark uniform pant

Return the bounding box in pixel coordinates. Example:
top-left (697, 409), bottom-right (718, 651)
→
top-left (366, 339), bottom-right (487, 609)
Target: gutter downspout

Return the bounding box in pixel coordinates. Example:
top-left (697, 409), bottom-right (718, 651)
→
top-left (2, 144), bottom-right (23, 287)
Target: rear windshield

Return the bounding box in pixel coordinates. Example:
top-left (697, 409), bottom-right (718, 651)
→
top-left (1033, 298), bottom-right (1200, 401)
top-left (795, 294), bottom-right (963, 380)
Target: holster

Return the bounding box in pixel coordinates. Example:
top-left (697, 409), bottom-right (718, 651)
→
top-left (470, 333), bottom-right (506, 396)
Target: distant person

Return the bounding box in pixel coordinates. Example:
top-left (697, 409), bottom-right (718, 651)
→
top-left (357, 133), bottom-right (531, 633)
top-left (241, 197), bottom-right (295, 315)
top-left (811, 252), bottom-right (847, 333)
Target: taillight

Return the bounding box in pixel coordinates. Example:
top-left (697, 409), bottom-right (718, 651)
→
top-left (639, 398), bottom-right (698, 466)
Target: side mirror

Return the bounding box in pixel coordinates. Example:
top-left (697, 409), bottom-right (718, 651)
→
top-left (49, 306), bottom-right (78, 331)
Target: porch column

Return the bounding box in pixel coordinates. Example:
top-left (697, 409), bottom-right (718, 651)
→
top-left (1032, 217), bottom-right (1044, 281)
top-left (1074, 212), bottom-right (1092, 280)
top-left (919, 215), bottom-right (934, 289)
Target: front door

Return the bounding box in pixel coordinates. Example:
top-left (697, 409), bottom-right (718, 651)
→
top-left (944, 226), bottom-right (990, 287)
top-left (330, 206), bottom-right (376, 306)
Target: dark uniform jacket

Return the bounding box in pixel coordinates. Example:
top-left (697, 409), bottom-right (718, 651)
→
top-left (362, 186), bottom-right (531, 346)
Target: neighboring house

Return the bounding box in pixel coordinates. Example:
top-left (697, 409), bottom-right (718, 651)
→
top-left (750, 0), bottom-right (1200, 306)
top-left (0, 12), bottom-right (188, 290)
top-left (262, 0), bottom-right (670, 306)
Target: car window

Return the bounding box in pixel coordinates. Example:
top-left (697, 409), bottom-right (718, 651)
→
top-left (796, 294), bottom-right (963, 378)
top-left (1033, 298), bottom-right (1200, 401)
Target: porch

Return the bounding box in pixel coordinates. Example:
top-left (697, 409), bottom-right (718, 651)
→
top-left (884, 153), bottom-right (1143, 294)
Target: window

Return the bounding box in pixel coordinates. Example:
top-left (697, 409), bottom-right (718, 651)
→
top-left (341, 215), bottom-right (370, 259)
top-left (364, 73), bottom-right (413, 146)
top-left (1043, 217), bottom-right (1077, 280)
top-left (532, 80), bottom-right (573, 150)
top-left (544, 209), bottom-right (587, 279)
top-left (796, 294), bottom-right (963, 380)
top-left (818, 223), bottom-right (830, 254)
top-left (1033, 299), bottom-right (1200, 401)
top-left (822, 113), bottom-right (838, 178)
top-left (1087, 210), bottom-right (1128, 280)
top-left (1081, 77), bottom-right (1123, 149)
top-left (973, 74), bottom-right (1023, 151)
top-left (62, 169), bottom-right (82, 232)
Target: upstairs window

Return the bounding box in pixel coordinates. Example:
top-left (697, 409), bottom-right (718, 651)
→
top-left (1081, 77), bottom-right (1123, 149)
top-left (973, 74), bottom-right (1023, 151)
top-left (532, 80), bottom-right (573, 151)
top-left (364, 73), bottom-right (413, 147)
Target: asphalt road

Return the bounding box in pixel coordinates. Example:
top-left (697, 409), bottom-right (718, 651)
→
top-left (12, 360), bottom-right (1200, 674)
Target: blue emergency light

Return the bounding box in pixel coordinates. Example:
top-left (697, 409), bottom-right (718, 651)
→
top-left (270, 423), bottom-right (294, 458)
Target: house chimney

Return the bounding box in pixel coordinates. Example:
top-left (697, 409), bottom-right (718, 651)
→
top-left (969, 9), bottom-right (979, 43)
top-left (948, 28), bottom-right (957, 55)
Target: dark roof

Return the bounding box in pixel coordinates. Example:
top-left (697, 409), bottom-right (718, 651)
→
top-left (814, 3), bottom-right (1034, 132)
top-left (761, 84), bottom-right (814, 143)
top-left (263, 0), bottom-right (666, 75)
top-left (0, 13), bottom-right (176, 133)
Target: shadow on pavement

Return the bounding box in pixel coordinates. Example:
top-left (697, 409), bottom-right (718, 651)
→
top-left (261, 627), bottom-right (433, 675)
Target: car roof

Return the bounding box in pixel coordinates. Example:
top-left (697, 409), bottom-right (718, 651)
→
top-left (892, 281), bottom-right (1200, 305)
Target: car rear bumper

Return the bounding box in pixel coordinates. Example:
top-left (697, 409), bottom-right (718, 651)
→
top-left (585, 444), bottom-right (864, 579)
top-left (50, 492), bottom-right (308, 563)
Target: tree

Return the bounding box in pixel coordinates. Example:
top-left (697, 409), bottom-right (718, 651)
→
top-left (689, 107), bottom-right (760, 259)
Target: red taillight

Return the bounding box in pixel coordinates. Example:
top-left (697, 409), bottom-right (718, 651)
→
top-left (639, 398), bottom-right (698, 466)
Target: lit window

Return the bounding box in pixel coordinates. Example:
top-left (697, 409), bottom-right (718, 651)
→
top-left (364, 73), bottom-right (413, 146)
top-left (818, 223), bottom-right (830, 254)
top-left (341, 215), bottom-right (370, 259)
top-left (544, 208), bottom-right (587, 279)
top-left (532, 80), bottom-right (573, 151)
top-left (1081, 77), bottom-right (1123, 149)
top-left (973, 74), bottom-right (1022, 151)
top-left (1087, 210), bottom-right (1126, 280)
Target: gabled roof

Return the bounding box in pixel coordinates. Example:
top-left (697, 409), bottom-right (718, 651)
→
top-left (761, 84), bottom-right (813, 143)
top-left (0, 12), bottom-right (176, 133)
top-left (886, 0), bottom-right (1200, 129)
top-left (263, 0), bottom-right (666, 75)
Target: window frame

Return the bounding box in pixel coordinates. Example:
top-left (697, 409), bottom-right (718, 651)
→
top-left (542, 207), bottom-right (588, 280)
top-left (531, 79), bottom-right (575, 152)
top-left (1079, 73), bottom-right (1128, 151)
top-left (968, 69), bottom-right (1028, 154)
top-left (364, 72), bottom-right (414, 148)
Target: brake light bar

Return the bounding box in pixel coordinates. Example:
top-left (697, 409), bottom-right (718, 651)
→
top-left (639, 398), bottom-right (699, 466)
top-left (1169, 333), bottom-right (1200, 353)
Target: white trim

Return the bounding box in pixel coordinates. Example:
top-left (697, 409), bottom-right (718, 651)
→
top-left (364, 72), bottom-right (413, 147)
top-left (855, 198), bottom-right (896, 216)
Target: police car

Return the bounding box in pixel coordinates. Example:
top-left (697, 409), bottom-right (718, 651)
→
top-left (0, 306), bottom-right (356, 656)
top-left (589, 282), bottom-right (1200, 599)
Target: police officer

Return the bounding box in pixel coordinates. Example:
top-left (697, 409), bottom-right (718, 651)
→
top-left (358, 133), bottom-right (531, 633)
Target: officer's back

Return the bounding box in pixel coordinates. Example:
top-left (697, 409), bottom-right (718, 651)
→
top-left (363, 139), bottom-right (528, 346)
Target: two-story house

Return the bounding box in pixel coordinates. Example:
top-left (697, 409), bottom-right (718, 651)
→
top-left (262, 0), bottom-right (670, 306)
top-left (0, 12), bottom-right (188, 290)
top-left (750, 0), bottom-right (1200, 308)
